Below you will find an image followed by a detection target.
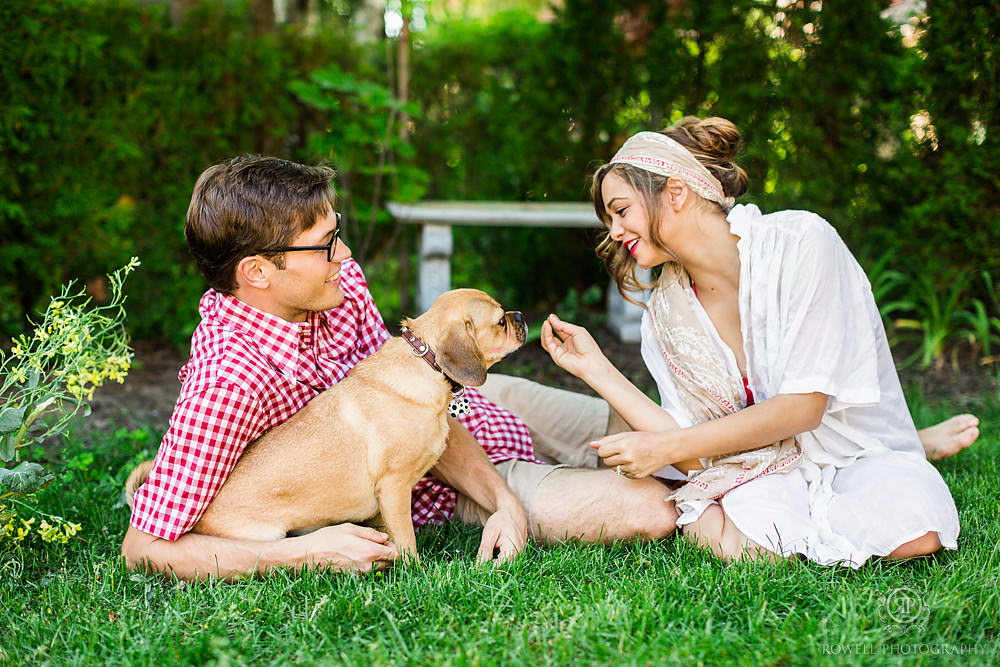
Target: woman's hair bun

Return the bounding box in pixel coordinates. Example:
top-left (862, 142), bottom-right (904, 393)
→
top-left (662, 116), bottom-right (749, 198)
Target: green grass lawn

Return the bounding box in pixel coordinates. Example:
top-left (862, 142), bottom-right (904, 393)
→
top-left (2, 395), bottom-right (998, 666)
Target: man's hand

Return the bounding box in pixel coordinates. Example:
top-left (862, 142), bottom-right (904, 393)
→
top-left (434, 418), bottom-right (529, 563)
top-left (476, 505), bottom-right (527, 564)
top-left (293, 524), bottom-right (400, 574)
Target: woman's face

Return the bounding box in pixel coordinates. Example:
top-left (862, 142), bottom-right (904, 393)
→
top-left (601, 171), bottom-right (671, 269)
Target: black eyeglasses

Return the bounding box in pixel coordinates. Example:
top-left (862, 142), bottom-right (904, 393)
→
top-left (262, 212), bottom-right (342, 263)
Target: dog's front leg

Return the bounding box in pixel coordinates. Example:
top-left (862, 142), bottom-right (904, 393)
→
top-left (375, 478), bottom-right (419, 564)
top-left (365, 511), bottom-right (387, 534)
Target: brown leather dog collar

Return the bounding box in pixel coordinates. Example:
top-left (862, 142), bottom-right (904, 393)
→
top-left (400, 326), bottom-right (465, 398)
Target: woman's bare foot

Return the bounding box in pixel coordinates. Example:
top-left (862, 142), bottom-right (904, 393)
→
top-left (919, 414), bottom-right (979, 460)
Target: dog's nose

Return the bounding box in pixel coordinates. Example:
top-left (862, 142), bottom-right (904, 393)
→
top-left (511, 311), bottom-right (524, 323)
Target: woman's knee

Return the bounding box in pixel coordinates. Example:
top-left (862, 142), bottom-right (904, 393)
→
top-left (887, 531), bottom-right (942, 560)
top-left (682, 505), bottom-right (774, 563)
top-left (681, 505), bottom-right (726, 558)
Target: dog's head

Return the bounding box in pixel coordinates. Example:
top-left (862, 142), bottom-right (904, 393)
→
top-left (402, 289), bottom-right (527, 387)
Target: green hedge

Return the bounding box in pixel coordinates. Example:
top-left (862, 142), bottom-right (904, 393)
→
top-left (1, 0), bottom-right (367, 343)
top-left (1, 0), bottom-right (997, 358)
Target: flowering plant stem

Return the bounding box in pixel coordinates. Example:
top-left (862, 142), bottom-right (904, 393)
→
top-left (0, 258), bottom-right (139, 500)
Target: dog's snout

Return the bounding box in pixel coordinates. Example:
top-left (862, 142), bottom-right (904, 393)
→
top-left (506, 310), bottom-right (528, 345)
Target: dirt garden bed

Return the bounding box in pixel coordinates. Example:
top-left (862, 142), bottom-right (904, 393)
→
top-left (85, 322), bottom-right (996, 440)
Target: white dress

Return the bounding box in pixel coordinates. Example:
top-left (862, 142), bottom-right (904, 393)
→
top-left (641, 204), bottom-right (960, 567)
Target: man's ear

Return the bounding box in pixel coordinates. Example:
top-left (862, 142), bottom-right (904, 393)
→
top-left (236, 255), bottom-right (271, 291)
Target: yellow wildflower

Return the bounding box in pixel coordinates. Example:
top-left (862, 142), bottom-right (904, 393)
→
top-left (15, 517), bottom-right (36, 543)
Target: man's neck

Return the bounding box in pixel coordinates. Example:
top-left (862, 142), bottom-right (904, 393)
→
top-left (230, 288), bottom-right (309, 323)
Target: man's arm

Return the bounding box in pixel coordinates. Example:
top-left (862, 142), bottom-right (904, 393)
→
top-left (430, 418), bottom-right (527, 562)
top-left (121, 523), bottom-right (398, 582)
top-left (126, 380), bottom-right (399, 579)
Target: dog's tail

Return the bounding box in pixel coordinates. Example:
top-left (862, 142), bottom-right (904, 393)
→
top-left (123, 460), bottom-right (155, 510)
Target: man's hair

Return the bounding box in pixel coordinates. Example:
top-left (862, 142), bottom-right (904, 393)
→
top-left (184, 155), bottom-right (336, 293)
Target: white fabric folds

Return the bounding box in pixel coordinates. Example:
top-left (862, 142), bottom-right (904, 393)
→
top-left (640, 204), bottom-right (959, 566)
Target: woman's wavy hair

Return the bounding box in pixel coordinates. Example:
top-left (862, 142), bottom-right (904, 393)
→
top-left (591, 116), bottom-right (749, 306)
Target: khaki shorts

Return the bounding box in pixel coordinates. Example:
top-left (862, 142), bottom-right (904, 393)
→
top-left (454, 374), bottom-right (630, 526)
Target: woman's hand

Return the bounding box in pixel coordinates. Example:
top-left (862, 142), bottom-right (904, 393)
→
top-left (540, 314), bottom-right (610, 381)
top-left (590, 431), bottom-right (674, 479)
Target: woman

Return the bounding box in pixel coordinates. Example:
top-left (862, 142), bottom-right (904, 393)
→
top-left (539, 117), bottom-right (973, 565)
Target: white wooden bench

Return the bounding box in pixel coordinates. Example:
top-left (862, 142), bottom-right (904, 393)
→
top-left (386, 200), bottom-right (650, 342)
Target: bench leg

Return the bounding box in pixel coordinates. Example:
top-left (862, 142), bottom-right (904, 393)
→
top-left (418, 223), bottom-right (453, 313)
top-left (606, 268), bottom-right (650, 343)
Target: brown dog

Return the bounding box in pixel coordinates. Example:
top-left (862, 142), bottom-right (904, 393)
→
top-left (125, 288), bottom-right (526, 559)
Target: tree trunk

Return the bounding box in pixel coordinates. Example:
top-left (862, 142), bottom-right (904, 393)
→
top-left (249, 0), bottom-right (276, 36)
top-left (397, 3), bottom-right (410, 140)
top-left (353, 0), bottom-right (387, 43)
top-left (170, 0), bottom-right (201, 27)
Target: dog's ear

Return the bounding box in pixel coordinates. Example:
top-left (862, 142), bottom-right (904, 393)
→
top-left (435, 319), bottom-right (487, 387)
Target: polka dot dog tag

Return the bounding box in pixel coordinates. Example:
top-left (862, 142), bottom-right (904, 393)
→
top-left (447, 396), bottom-right (471, 417)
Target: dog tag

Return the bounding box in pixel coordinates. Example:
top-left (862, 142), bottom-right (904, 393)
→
top-left (447, 396), bottom-right (471, 417)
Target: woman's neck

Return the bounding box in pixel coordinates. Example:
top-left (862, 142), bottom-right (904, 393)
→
top-left (672, 208), bottom-right (740, 294)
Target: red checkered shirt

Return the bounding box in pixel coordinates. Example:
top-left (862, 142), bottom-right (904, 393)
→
top-left (129, 258), bottom-right (535, 541)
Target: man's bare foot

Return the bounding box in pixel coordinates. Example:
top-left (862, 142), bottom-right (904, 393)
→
top-left (919, 414), bottom-right (980, 460)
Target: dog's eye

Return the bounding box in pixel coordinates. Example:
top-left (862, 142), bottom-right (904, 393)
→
top-left (498, 316), bottom-right (507, 328)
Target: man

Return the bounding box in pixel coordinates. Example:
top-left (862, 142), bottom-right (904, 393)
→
top-left (123, 156), bottom-right (677, 580)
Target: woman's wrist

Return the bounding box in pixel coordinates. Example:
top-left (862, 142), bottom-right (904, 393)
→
top-left (580, 354), bottom-right (618, 388)
top-left (662, 427), bottom-right (694, 467)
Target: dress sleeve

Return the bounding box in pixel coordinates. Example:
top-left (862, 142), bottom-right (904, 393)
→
top-left (128, 383), bottom-right (269, 540)
top-left (770, 219), bottom-right (881, 410)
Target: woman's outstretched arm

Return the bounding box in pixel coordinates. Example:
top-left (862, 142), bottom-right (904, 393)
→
top-left (591, 392), bottom-right (828, 478)
top-left (540, 314), bottom-right (679, 432)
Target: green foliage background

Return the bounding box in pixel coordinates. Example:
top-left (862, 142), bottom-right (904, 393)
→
top-left (1, 0), bottom-right (997, 356)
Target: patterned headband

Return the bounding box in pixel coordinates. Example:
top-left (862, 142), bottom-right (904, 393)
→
top-left (610, 131), bottom-right (735, 211)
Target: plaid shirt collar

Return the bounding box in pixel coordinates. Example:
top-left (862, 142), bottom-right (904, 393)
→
top-left (204, 290), bottom-right (322, 378)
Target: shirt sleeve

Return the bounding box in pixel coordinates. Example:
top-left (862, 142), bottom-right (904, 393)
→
top-left (770, 219), bottom-right (881, 409)
top-left (129, 382), bottom-right (269, 540)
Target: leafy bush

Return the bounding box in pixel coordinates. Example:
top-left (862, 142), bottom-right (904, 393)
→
top-left (0, 0), bottom-right (376, 344)
top-left (408, 0), bottom-right (999, 364)
top-left (0, 0), bottom-right (996, 368)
